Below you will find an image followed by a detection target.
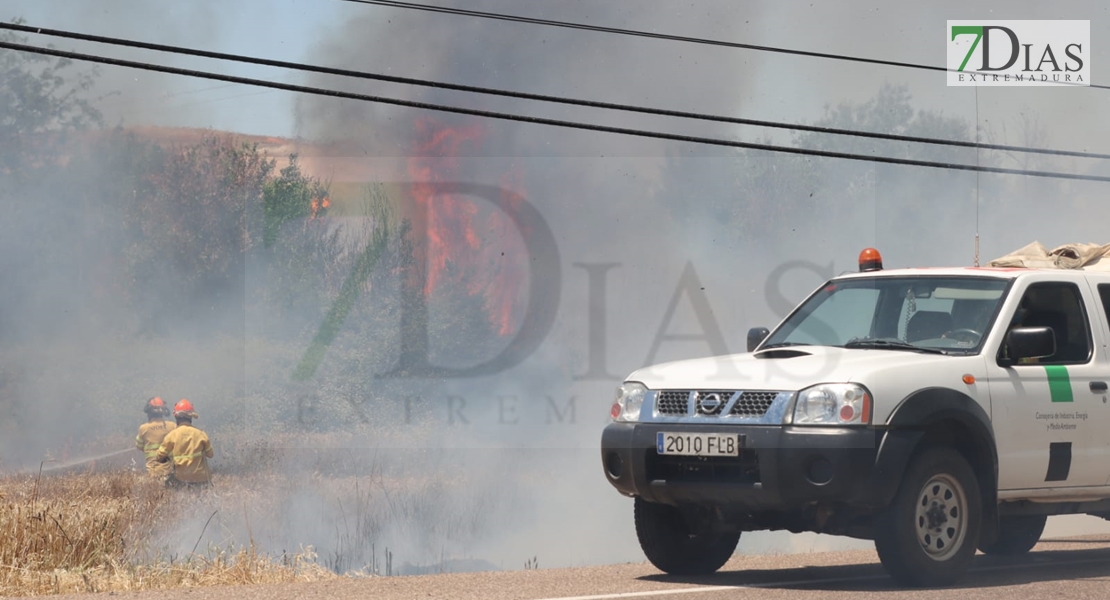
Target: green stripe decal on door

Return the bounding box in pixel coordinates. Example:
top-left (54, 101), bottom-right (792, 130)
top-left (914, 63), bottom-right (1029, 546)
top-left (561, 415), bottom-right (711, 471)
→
top-left (1045, 365), bottom-right (1074, 403)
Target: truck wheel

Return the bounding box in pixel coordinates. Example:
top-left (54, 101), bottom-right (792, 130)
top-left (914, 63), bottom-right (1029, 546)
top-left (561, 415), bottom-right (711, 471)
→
top-left (978, 514), bottom-right (1046, 556)
top-left (634, 497), bottom-right (739, 575)
top-left (874, 446), bottom-right (982, 588)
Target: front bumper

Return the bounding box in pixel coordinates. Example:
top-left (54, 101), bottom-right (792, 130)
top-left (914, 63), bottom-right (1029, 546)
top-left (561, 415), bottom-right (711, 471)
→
top-left (601, 422), bottom-right (887, 511)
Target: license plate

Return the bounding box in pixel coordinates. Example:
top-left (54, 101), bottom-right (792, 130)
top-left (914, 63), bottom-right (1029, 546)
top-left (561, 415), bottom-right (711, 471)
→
top-left (656, 432), bottom-right (742, 457)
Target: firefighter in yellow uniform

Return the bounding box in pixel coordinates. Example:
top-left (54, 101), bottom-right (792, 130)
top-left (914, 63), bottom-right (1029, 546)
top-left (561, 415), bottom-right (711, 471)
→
top-left (135, 397), bottom-right (176, 478)
top-left (156, 399), bottom-right (214, 488)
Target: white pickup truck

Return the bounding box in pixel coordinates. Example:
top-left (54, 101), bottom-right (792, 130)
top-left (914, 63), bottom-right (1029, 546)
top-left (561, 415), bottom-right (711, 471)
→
top-left (600, 244), bottom-right (1110, 587)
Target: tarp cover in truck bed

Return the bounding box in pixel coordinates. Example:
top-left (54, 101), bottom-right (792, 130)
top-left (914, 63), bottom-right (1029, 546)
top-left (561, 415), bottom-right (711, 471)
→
top-left (987, 241), bottom-right (1110, 271)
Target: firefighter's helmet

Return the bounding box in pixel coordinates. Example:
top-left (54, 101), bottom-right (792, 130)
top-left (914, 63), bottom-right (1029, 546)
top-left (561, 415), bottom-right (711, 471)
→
top-left (173, 399), bottom-right (198, 419)
top-left (144, 397), bottom-right (169, 417)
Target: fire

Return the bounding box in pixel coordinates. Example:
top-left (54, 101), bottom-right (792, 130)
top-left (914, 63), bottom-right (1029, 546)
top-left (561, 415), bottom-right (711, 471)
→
top-left (405, 117), bottom-right (528, 337)
top-left (406, 118), bottom-right (484, 296)
top-left (309, 196), bottom-right (330, 220)
top-left (483, 168), bottom-right (529, 336)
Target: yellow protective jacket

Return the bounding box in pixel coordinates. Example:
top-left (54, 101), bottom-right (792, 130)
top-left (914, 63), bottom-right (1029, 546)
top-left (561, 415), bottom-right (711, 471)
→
top-left (135, 420), bottom-right (176, 477)
top-left (155, 423), bottom-right (214, 483)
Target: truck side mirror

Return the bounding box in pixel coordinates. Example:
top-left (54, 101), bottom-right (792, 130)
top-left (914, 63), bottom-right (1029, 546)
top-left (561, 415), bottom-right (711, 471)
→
top-left (747, 327), bottom-right (770, 352)
top-left (1000, 326), bottom-right (1056, 367)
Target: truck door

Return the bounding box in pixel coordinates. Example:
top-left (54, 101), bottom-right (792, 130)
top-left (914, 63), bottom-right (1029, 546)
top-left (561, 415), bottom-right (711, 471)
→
top-left (989, 279), bottom-right (1107, 491)
top-left (1086, 281), bottom-right (1110, 485)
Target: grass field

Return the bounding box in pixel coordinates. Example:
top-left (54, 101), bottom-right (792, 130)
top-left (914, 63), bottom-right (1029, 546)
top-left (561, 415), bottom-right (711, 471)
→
top-left (0, 428), bottom-right (522, 598)
top-left (0, 469), bottom-right (336, 597)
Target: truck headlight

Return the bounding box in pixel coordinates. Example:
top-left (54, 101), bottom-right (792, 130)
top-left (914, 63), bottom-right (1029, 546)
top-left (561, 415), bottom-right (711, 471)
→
top-left (791, 383), bottom-right (871, 425)
top-left (610, 382), bottom-right (647, 422)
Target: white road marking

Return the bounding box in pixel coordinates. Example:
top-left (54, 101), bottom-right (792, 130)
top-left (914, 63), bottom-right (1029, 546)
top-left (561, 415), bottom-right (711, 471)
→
top-left (528, 554), bottom-right (1110, 600)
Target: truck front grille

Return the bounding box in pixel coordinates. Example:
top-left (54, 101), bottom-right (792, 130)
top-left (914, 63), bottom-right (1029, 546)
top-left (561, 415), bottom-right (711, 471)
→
top-left (656, 391), bottom-right (690, 415)
top-left (654, 390), bottom-right (782, 418)
top-left (729, 392), bottom-right (778, 417)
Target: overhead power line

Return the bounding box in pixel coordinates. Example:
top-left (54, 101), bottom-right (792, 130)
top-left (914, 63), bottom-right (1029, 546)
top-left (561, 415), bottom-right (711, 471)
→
top-left (5, 22), bottom-right (1108, 161)
top-left (0, 40), bottom-right (1107, 184)
top-left (337, 0), bottom-right (1110, 91)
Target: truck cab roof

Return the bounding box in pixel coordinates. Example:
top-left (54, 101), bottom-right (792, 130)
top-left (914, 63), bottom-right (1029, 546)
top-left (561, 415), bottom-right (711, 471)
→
top-left (835, 265), bottom-right (1110, 281)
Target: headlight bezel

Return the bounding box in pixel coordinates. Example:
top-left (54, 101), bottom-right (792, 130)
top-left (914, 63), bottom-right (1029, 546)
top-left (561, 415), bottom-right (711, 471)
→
top-left (788, 383), bottom-right (873, 426)
top-left (611, 381), bottom-right (647, 422)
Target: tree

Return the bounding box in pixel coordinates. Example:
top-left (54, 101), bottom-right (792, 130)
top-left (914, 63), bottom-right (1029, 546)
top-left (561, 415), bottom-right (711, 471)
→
top-left (255, 154), bottom-right (346, 317)
top-left (263, 155), bottom-right (332, 248)
top-left (795, 83), bottom-right (986, 263)
top-left (0, 18), bottom-right (102, 177)
top-left (0, 19), bottom-right (103, 340)
top-left (662, 83), bottom-right (989, 266)
top-left (105, 135), bottom-right (274, 336)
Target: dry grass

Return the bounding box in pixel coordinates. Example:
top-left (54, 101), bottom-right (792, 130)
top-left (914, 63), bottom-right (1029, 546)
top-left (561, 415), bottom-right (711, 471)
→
top-left (0, 427), bottom-right (520, 596)
top-left (0, 470), bottom-right (336, 597)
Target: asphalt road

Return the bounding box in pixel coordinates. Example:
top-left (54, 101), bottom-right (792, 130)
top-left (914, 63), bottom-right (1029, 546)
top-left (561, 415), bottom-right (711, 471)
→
top-left (25, 535), bottom-right (1110, 600)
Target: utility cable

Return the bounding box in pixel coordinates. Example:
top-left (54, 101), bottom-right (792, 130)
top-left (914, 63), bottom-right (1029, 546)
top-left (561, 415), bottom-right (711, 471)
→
top-left (1, 39), bottom-right (1108, 184)
top-left (336, 0), bottom-right (1110, 91)
top-left (5, 22), bottom-right (1108, 161)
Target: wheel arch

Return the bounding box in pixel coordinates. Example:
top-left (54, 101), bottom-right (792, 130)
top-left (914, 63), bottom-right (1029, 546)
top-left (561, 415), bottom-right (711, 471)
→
top-left (879, 387), bottom-right (1000, 544)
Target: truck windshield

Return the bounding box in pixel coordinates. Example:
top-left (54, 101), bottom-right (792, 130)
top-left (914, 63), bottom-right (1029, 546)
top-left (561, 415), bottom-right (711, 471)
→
top-left (760, 276), bottom-right (1010, 353)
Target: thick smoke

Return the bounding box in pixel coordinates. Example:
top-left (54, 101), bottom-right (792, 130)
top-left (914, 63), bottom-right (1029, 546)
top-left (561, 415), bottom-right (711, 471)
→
top-left (284, 0), bottom-right (1110, 569)
top-left (2, 0), bottom-right (1109, 576)
top-left (286, 0), bottom-right (796, 569)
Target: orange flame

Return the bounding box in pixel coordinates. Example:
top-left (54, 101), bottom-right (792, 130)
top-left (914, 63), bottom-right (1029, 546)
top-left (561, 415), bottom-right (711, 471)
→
top-left (484, 168), bottom-right (529, 336)
top-left (406, 118), bottom-right (485, 296)
top-left (309, 196), bottom-right (330, 220)
top-left (406, 117), bottom-right (528, 337)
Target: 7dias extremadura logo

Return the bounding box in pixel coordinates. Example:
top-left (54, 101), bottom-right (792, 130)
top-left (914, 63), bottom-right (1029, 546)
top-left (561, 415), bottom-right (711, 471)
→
top-left (947, 20), bottom-right (1090, 86)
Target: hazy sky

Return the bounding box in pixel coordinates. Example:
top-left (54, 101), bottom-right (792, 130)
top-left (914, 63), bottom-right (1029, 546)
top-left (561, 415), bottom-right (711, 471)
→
top-left (2, 0), bottom-right (1108, 571)
top-left (0, 0), bottom-right (1104, 154)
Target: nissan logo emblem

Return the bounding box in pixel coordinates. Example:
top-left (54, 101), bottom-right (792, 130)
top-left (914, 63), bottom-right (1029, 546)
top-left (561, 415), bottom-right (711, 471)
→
top-left (699, 393), bottom-right (722, 412)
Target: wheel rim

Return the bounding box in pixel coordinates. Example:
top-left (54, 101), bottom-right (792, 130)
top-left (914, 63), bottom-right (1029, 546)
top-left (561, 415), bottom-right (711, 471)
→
top-left (914, 473), bottom-right (968, 561)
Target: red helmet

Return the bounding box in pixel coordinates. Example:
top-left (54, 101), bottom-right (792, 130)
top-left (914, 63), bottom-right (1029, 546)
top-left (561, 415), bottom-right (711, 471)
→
top-left (173, 399), bottom-right (197, 418)
top-left (144, 397), bottom-right (168, 416)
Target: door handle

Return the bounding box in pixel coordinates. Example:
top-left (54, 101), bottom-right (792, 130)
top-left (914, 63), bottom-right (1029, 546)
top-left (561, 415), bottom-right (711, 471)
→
top-left (1091, 381), bottom-right (1108, 393)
